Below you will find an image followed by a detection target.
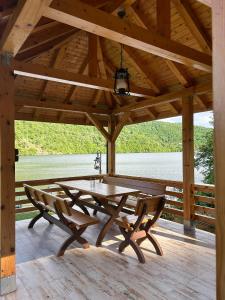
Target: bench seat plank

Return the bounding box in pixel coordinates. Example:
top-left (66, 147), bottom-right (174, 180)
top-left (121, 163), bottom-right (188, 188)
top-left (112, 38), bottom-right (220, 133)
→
top-left (65, 208), bottom-right (99, 229)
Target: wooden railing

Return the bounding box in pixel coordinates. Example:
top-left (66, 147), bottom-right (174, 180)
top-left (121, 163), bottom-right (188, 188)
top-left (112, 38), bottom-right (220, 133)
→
top-left (15, 174), bottom-right (215, 227)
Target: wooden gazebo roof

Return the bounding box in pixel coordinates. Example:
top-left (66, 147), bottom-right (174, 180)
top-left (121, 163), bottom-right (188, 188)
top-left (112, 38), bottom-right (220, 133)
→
top-left (0, 0), bottom-right (212, 126)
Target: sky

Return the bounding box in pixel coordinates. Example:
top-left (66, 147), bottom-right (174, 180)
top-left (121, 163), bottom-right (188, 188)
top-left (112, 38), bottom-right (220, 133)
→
top-left (161, 111), bottom-right (213, 128)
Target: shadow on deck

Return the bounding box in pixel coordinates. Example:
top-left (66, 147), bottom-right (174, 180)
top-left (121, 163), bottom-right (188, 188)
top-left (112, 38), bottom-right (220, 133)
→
top-left (3, 215), bottom-right (215, 300)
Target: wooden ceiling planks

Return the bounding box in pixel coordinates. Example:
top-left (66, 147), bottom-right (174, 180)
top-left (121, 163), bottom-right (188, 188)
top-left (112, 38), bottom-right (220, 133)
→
top-left (0, 0), bottom-right (213, 126)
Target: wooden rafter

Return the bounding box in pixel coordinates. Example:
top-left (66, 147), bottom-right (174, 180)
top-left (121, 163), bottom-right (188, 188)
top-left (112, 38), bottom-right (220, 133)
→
top-left (18, 23), bottom-right (75, 55)
top-left (97, 37), bottom-right (113, 107)
top-left (172, 0), bottom-right (212, 54)
top-left (88, 33), bottom-right (98, 77)
top-left (39, 45), bottom-right (67, 101)
top-left (113, 80), bottom-right (212, 113)
top-left (131, 1), bottom-right (193, 89)
top-left (64, 56), bottom-right (89, 104)
top-left (33, 44), bottom-right (69, 118)
top-left (86, 113), bottom-right (111, 141)
top-left (195, 94), bottom-right (208, 109)
top-left (43, 0), bottom-right (212, 72)
top-left (165, 60), bottom-right (192, 87)
top-left (123, 46), bottom-right (161, 94)
top-left (13, 60), bottom-right (155, 98)
top-left (0, 0), bottom-right (53, 55)
top-left (16, 29), bottom-right (78, 61)
top-left (92, 90), bottom-right (103, 106)
top-left (156, 0), bottom-right (181, 116)
top-left (16, 96), bottom-right (110, 115)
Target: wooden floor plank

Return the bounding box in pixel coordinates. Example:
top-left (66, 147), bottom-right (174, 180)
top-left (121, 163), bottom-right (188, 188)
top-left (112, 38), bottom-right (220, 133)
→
top-left (1, 216), bottom-right (215, 300)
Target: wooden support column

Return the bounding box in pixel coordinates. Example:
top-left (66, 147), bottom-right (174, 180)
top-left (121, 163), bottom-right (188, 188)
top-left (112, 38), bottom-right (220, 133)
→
top-left (107, 116), bottom-right (116, 175)
top-left (182, 95), bottom-right (195, 231)
top-left (0, 53), bottom-right (16, 295)
top-left (212, 2), bottom-right (225, 299)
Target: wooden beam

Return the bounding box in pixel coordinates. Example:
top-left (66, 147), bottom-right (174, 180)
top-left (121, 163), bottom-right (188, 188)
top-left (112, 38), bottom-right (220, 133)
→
top-left (33, 44), bottom-right (68, 118)
top-left (88, 33), bottom-right (98, 77)
top-left (165, 60), bottom-right (192, 87)
top-left (172, 0), bottom-right (212, 54)
top-left (18, 23), bottom-right (75, 55)
top-left (86, 113), bottom-right (111, 141)
top-left (16, 96), bottom-right (110, 115)
top-left (13, 61), bottom-right (154, 98)
top-left (157, 0), bottom-right (171, 38)
top-left (39, 45), bottom-right (67, 101)
top-left (107, 115), bottom-right (116, 175)
top-left (97, 38), bottom-right (113, 107)
top-left (0, 54), bottom-right (16, 295)
top-left (212, 2), bottom-right (225, 299)
top-left (132, 1), bottom-right (193, 88)
top-left (0, 0), bottom-right (53, 55)
top-left (44, 0), bottom-right (212, 72)
top-left (114, 80), bottom-right (212, 113)
top-left (91, 90), bottom-right (103, 107)
top-left (182, 95), bottom-right (195, 231)
top-left (112, 112), bottom-right (131, 142)
top-left (63, 55), bottom-right (89, 104)
top-left (15, 29), bottom-right (78, 61)
top-left (196, 95), bottom-right (208, 109)
top-left (123, 46), bottom-right (161, 94)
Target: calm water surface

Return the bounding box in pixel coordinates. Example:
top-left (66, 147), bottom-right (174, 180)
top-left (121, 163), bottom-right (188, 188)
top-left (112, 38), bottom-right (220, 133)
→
top-left (15, 152), bottom-right (203, 183)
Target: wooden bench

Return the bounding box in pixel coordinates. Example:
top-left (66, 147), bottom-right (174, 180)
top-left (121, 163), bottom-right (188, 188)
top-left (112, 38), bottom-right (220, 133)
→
top-left (93, 176), bottom-right (166, 213)
top-left (115, 194), bottom-right (166, 263)
top-left (24, 184), bottom-right (99, 256)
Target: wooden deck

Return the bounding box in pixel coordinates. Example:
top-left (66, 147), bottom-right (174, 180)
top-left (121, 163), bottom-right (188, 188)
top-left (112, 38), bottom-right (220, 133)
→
top-left (1, 214), bottom-right (215, 300)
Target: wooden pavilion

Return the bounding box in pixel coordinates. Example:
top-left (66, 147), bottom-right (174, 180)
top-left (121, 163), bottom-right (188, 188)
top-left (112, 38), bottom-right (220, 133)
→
top-left (0, 0), bottom-right (223, 298)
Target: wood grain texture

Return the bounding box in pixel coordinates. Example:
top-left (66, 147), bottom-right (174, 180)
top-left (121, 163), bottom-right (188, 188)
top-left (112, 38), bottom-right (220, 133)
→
top-left (0, 0), bottom-right (53, 55)
top-left (212, 1), bottom-right (225, 299)
top-left (0, 55), bottom-right (16, 294)
top-left (1, 217), bottom-right (215, 299)
top-left (44, 0), bottom-right (212, 72)
top-left (182, 95), bottom-right (194, 228)
top-left (56, 180), bottom-right (140, 198)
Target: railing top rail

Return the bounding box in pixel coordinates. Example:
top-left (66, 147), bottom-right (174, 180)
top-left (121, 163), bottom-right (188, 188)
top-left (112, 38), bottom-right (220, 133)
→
top-left (15, 174), bottom-right (105, 188)
top-left (15, 173), bottom-right (215, 193)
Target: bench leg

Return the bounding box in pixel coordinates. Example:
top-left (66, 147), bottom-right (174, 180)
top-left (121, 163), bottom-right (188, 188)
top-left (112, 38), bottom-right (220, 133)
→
top-left (130, 240), bottom-right (145, 263)
top-left (118, 240), bottom-right (129, 253)
top-left (28, 211), bottom-right (44, 228)
top-left (57, 227), bottom-right (90, 257)
top-left (147, 232), bottom-right (163, 256)
top-left (118, 227), bottom-right (145, 263)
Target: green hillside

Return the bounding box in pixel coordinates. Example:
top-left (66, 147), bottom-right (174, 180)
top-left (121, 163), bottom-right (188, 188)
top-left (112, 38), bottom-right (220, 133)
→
top-left (15, 120), bottom-right (210, 156)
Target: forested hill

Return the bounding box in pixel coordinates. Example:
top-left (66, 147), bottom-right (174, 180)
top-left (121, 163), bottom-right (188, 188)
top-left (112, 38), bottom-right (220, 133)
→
top-left (15, 121), bottom-right (210, 156)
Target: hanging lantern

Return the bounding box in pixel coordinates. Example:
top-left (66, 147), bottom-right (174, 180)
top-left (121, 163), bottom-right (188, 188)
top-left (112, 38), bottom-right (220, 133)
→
top-left (114, 9), bottom-right (130, 96)
top-left (114, 65), bottom-right (130, 96)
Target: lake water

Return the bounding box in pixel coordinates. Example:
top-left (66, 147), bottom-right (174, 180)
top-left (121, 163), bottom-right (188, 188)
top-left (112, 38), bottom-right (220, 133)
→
top-left (15, 152), bottom-right (204, 183)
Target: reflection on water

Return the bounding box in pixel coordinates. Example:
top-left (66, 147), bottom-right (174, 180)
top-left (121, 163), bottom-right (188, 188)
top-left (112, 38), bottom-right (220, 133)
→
top-left (15, 152), bottom-right (203, 183)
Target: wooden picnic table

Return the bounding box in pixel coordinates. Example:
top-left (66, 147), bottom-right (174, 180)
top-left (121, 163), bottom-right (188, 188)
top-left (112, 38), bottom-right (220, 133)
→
top-left (55, 180), bottom-right (140, 246)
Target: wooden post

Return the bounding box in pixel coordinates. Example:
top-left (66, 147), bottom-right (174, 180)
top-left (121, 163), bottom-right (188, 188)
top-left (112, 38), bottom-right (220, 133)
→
top-left (212, 2), bottom-right (225, 299)
top-left (0, 53), bottom-right (16, 295)
top-left (182, 95), bottom-right (195, 231)
top-left (107, 116), bottom-right (116, 175)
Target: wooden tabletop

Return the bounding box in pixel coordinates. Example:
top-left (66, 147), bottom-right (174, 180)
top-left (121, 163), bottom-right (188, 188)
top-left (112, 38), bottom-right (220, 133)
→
top-left (55, 180), bottom-right (140, 198)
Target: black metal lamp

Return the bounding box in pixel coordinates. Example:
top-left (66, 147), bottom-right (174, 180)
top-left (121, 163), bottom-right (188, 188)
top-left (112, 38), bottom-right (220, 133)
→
top-left (94, 151), bottom-right (102, 174)
top-left (114, 9), bottom-right (130, 96)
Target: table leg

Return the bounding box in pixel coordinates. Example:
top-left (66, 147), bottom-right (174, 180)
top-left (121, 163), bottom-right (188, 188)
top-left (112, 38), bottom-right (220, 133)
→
top-left (96, 195), bottom-right (128, 247)
top-left (61, 187), bottom-right (90, 216)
